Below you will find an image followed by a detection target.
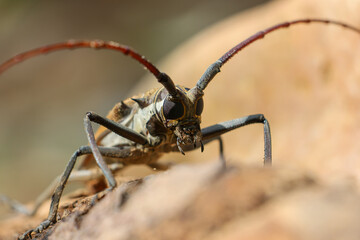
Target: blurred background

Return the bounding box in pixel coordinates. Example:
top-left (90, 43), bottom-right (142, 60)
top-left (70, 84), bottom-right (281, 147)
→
top-left (0, 0), bottom-right (270, 204)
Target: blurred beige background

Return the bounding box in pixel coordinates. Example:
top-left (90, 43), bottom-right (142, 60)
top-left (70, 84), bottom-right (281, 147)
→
top-left (0, 0), bottom-right (269, 204)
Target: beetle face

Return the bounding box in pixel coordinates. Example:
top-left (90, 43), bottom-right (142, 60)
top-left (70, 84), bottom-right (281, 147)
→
top-left (156, 86), bottom-right (204, 153)
top-left (168, 96), bottom-right (203, 147)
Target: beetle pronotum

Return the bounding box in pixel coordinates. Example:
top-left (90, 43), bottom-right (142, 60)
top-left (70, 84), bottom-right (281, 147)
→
top-left (1, 19), bottom-right (360, 239)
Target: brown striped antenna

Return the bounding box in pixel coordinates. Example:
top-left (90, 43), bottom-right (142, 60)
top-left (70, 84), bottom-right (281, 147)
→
top-left (0, 40), bottom-right (178, 97)
top-left (196, 18), bottom-right (360, 91)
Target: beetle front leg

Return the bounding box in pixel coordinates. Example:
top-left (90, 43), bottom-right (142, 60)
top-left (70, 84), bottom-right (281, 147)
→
top-left (20, 111), bottom-right (149, 239)
top-left (84, 113), bottom-right (117, 189)
top-left (201, 114), bottom-right (272, 166)
top-left (83, 111), bottom-right (149, 186)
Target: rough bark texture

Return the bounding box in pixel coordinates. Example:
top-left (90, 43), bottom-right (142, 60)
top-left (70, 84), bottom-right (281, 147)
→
top-left (2, 162), bottom-right (360, 240)
top-left (2, 0), bottom-right (360, 239)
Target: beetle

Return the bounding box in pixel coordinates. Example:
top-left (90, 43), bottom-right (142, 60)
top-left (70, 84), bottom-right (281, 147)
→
top-left (0, 18), bottom-right (359, 239)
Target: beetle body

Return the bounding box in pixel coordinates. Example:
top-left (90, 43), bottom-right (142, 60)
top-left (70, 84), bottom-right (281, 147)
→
top-left (80, 84), bottom-right (204, 169)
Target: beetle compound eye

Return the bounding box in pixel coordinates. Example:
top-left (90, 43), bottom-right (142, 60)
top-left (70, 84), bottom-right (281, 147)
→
top-left (163, 99), bottom-right (185, 120)
top-left (195, 98), bottom-right (204, 116)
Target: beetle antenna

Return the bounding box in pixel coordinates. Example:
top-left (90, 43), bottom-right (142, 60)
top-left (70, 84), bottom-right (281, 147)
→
top-left (0, 40), bottom-right (178, 97)
top-left (196, 18), bottom-right (360, 91)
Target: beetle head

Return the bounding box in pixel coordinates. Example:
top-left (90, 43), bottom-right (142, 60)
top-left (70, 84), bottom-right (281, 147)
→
top-left (156, 86), bottom-right (204, 154)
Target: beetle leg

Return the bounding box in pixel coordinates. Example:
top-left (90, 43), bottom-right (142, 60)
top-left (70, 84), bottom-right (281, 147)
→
top-left (0, 163), bottom-right (123, 216)
top-left (83, 111), bottom-right (149, 187)
top-left (85, 112), bottom-right (148, 145)
top-left (84, 114), bottom-right (117, 189)
top-left (201, 114), bottom-right (272, 166)
top-left (171, 136), bottom-right (225, 168)
top-left (17, 145), bottom-right (131, 239)
top-left (18, 111), bottom-right (151, 238)
top-left (202, 136), bottom-right (225, 168)
top-left (200, 140), bottom-right (204, 152)
top-left (0, 195), bottom-right (32, 216)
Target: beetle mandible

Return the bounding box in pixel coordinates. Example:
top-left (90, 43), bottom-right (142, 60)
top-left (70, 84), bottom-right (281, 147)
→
top-left (1, 19), bottom-right (360, 239)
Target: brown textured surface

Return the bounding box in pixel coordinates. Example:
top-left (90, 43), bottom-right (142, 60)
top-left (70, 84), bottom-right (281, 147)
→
top-left (3, 162), bottom-right (360, 240)
top-left (1, 0), bottom-right (360, 239)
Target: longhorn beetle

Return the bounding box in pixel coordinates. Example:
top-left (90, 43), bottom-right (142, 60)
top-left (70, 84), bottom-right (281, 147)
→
top-left (1, 19), bottom-right (360, 239)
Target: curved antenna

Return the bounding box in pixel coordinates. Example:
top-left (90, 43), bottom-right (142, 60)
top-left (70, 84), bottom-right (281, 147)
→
top-left (0, 40), bottom-right (178, 97)
top-left (196, 18), bottom-right (360, 91)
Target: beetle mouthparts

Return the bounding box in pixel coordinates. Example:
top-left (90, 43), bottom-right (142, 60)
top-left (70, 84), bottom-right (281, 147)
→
top-left (176, 139), bottom-right (185, 155)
